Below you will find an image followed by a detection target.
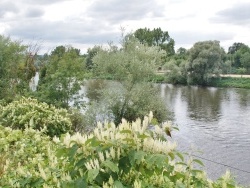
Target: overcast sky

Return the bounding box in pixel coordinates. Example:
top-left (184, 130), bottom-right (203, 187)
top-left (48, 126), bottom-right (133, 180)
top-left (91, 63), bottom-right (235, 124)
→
top-left (1, 0), bottom-right (250, 54)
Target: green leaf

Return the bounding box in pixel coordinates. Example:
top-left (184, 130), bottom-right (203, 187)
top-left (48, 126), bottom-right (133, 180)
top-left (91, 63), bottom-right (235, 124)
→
top-left (114, 180), bottom-right (124, 188)
top-left (69, 144), bottom-right (78, 160)
top-left (75, 158), bottom-right (86, 169)
top-left (176, 152), bottom-right (184, 161)
top-left (118, 156), bottom-right (131, 174)
top-left (191, 169), bottom-right (203, 175)
top-left (193, 159), bottom-right (204, 166)
top-left (87, 169), bottom-right (99, 182)
top-left (74, 178), bottom-right (87, 187)
top-left (103, 160), bottom-right (119, 173)
top-left (120, 129), bottom-right (132, 134)
top-left (134, 151), bottom-right (147, 164)
top-left (168, 152), bottom-right (175, 160)
top-left (137, 134), bottom-right (149, 139)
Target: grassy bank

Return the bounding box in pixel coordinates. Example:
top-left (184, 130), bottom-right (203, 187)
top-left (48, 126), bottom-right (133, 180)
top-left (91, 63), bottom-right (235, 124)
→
top-left (209, 77), bottom-right (250, 89)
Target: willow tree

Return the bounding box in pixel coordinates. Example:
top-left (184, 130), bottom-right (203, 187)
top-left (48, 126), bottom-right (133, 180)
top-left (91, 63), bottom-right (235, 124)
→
top-left (186, 40), bottom-right (225, 85)
top-left (92, 35), bottom-right (170, 125)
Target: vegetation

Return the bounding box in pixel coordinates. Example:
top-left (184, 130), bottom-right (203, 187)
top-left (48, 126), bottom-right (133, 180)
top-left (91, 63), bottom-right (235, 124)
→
top-left (0, 97), bottom-right (72, 137)
top-left (209, 77), bottom-right (250, 89)
top-left (134, 27), bottom-right (175, 57)
top-left (92, 35), bottom-right (169, 125)
top-left (0, 35), bottom-right (36, 102)
top-left (0, 28), bottom-right (249, 187)
top-left (0, 113), bottom-right (241, 187)
top-left (36, 45), bottom-right (86, 109)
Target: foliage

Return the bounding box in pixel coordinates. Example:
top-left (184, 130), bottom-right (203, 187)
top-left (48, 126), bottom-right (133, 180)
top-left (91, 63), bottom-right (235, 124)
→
top-left (100, 81), bottom-right (170, 125)
top-left (92, 36), bottom-right (169, 124)
top-left (0, 113), bottom-right (241, 187)
top-left (0, 35), bottom-right (36, 101)
top-left (134, 27), bottom-right (175, 57)
top-left (186, 40), bottom-right (225, 85)
top-left (209, 77), bottom-right (250, 89)
top-left (36, 45), bottom-right (86, 108)
top-left (227, 42), bottom-right (250, 74)
top-left (0, 97), bottom-right (72, 137)
top-left (164, 59), bottom-right (187, 84)
top-left (85, 46), bottom-right (103, 69)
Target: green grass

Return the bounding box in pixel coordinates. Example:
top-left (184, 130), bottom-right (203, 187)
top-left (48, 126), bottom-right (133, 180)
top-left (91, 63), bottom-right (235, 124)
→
top-left (209, 77), bottom-right (250, 89)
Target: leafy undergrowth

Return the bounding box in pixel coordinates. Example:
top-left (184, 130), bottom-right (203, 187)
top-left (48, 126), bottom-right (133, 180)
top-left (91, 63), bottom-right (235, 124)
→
top-left (0, 112), bottom-right (241, 187)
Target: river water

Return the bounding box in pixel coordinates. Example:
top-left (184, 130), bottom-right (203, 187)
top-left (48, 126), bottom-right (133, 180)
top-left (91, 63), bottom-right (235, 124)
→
top-left (158, 84), bottom-right (250, 186)
top-left (84, 80), bottom-right (250, 186)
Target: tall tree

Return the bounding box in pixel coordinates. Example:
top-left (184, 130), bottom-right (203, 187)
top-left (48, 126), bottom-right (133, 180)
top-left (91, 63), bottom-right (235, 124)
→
top-left (0, 35), bottom-right (36, 101)
top-left (134, 27), bottom-right (175, 56)
top-left (92, 36), bottom-right (169, 124)
top-left (37, 46), bottom-right (85, 108)
top-left (186, 41), bottom-right (225, 85)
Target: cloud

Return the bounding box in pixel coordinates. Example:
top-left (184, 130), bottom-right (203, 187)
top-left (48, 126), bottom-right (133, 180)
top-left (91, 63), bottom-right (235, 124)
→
top-left (20, 0), bottom-right (71, 5)
top-left (172, 30), bottom-right (234, 49)
top-left (5, 19), bottom-right (120, 46)
top-left (0, 1), bottom-right (19, 18)
top-left (211, 2), bottom-right (250, 25)
top-left (87, 0), bottom-right (164, 24)
top-left (25, 8), bottom-right (44, 18)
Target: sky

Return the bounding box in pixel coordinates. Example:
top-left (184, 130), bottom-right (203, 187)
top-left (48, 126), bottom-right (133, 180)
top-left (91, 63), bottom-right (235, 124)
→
top-left (1, 0), bottom-right (250, 54)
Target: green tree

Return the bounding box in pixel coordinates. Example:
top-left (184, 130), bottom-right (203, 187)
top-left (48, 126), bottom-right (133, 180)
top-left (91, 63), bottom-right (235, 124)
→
top-left (227, 42), bottom-right (250, 72)
top-left (92, 36), bottom-right (169, 124)
top-left (36, 46), bottom-right (86, 108)
top-left (85, 46), bottom-right (103, 69)
top-left (0, 35), bottom-right (36, 101)
top-left (240, 51), bottom-right (250, 73)
top-left (134, 27), bottom-right (175, 57)
top-left (186, 41), bottom-right (225, 85)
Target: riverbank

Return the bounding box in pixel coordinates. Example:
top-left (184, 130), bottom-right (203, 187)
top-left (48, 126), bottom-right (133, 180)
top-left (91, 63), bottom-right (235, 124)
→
top-left (151, 74), bottom-right (250, 89)
top-left (209, 77), bottom-right (250, 89)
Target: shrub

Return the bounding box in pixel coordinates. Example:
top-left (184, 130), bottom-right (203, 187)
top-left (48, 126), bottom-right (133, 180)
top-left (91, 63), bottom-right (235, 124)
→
top-left (0, 97), bottom-right (72, 137)
top-left (0, 113), bottom-right (241, 187)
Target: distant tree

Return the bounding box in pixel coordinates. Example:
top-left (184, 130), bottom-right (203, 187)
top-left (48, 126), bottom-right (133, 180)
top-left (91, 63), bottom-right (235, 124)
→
top-left (85, 46), bottom-right (103, 69)
top-left (177, 47), bottom-right (187, 55)
top-left (186, 41), bottom-right (225, 85)
top-left (227, 42), bottom-right (250, 71)
top-left (36, 46), bottom-right (85, 108)
top-left (240, 51), bottom-right (250, 73)
top-left (134, 27), bottom-right (175, 56)
top-left (228, 42), bottom-right (246, 54)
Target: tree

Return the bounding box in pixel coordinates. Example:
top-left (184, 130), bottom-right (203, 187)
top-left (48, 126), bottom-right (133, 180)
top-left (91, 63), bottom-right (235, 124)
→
top-left (85, 46), bottom-right (103, 69)
top-left (36, 45), bottom-right (86, 108)
top-left (134, 27), bottom-right (175, 56)
top-left (186, 41), bottom-right (225, 85)
top-left (227, 42), bottom-right (250, 72)
top-left (228, 42), bottom-right (246, 54)
top-left (240, 51), bottom-right (250, 73)
top-left (0, 35), bottom-right (36, 101)
top-left (92, 36), bottom-right (169, 124)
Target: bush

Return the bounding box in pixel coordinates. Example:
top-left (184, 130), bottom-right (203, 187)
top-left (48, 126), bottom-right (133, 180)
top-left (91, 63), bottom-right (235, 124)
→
top-left (0, 97), bottom-right (72, 137)
top-left (0, 113), bottom-right (241, 187)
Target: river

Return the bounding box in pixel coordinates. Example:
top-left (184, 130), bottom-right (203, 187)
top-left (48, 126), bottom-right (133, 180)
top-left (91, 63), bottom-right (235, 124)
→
top-left (158, 84), bottom-right (250, 186)
top-left (84, 80), bottom-right (250, 186)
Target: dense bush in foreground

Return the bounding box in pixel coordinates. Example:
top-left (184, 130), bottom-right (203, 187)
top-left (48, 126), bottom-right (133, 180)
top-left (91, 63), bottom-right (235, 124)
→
top-left (0, 112), bottom-right (241, 187)
top-left (0, 97), bottom-right (72, 137)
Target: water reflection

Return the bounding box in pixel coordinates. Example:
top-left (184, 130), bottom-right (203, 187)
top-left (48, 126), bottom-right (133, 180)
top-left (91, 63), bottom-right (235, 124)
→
top-left (84, 80), bottom-right (250, 185)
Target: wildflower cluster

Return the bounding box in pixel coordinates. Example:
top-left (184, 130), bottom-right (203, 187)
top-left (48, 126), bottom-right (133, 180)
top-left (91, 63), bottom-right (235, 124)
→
top-left (0, 111), bottom-right (241, 187)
